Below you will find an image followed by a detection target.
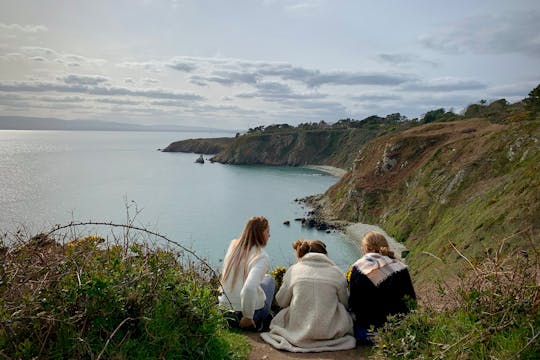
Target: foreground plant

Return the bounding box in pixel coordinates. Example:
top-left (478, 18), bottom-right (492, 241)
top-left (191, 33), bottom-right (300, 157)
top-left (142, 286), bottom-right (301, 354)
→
top-left (374, 238), bottom-right (539, 359)
top-left (0, 224), bottom-right (249, 359)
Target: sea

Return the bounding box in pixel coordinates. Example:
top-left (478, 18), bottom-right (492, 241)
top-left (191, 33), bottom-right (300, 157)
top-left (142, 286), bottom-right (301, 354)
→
top-left (0, 130), bottom-right (360, 270)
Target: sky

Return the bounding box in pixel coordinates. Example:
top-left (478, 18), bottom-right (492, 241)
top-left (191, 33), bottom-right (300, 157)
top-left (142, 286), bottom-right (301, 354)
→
top-left (0, 0), bottom-right (539, 130)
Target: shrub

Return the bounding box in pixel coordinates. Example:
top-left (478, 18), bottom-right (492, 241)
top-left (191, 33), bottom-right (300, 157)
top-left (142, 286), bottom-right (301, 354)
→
top-left (374, 240), bottom-right (540, 359)
top-left (0, 226), bottom-right (248, 359)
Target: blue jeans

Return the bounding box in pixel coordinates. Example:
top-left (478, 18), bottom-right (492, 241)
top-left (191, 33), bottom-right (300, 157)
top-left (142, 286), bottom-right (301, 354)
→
top-left (253, 274), bottom-right (275, 326)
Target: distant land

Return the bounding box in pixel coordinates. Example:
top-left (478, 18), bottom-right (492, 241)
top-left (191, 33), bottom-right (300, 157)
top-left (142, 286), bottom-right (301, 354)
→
top-left (0, 116), bottom-right (233, 133)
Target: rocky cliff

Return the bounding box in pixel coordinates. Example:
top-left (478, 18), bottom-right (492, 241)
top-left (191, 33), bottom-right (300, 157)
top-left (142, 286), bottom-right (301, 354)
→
top-left (161, 137), bottom-right (233, 154)
top-left (163, 117), bottom-right (413, 169)
top-left (322, 115), bottom-right (539, 284)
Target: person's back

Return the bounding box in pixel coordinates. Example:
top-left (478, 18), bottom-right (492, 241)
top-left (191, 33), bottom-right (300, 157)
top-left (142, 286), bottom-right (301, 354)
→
top-left (261, 240), bottom-right (356, 352)
top-left (348, 231), bottom-right (416, 344)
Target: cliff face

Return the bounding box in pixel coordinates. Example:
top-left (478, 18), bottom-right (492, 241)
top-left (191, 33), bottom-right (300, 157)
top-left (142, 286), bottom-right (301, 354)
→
top-left (210, 127), bottom-right (404, 169)
top-left (324, 117), bottom-right (540, 284)
top-left (161, 137), bottom-right (234, 154)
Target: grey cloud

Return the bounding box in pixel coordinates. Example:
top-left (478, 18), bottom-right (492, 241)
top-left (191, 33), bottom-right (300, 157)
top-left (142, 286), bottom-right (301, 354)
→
top-left (377, 53), bottom-right (438, 68)
top-left (150, 100), bottom-right (193, 106)
top-left (116, 61), bottom-right (163, 73)
top-left (0, 23), bottom-right (48, 33)
top-left (142, 78), bottom-right (159, 85)
top-left (351, 94), bottom-right (402, 102)
top-left (95, 98), bottom-right (141, 105)
top-left (403, 78), bottom-right (487, 92)
top-left (192, 71), bottom-right (260, 86)
top-left (166, 59), bottom-right (198, 72)
top-left (420, 10), bottom-right (540, 56)
top-left (60, 74), bottom-right (110, 86)
top-left (20, 46), bottom-right (57, 57)
top-left (304, 72), bottom-right (412, 88)
top-left (189, 60), bottom-right (412, 88)
top-left (0, 81), bottom-right (205, 101)
top-left (37, 96), bottom-right (85, 103)
top-left (236, 80), bottom-right (328, 101)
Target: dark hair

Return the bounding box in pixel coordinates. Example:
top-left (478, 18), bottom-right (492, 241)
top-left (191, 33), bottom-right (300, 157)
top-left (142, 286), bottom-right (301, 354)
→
top-left (292, 239), bottom-right (327, 258)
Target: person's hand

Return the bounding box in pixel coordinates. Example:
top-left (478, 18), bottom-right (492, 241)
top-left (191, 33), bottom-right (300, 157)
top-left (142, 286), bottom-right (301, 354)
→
top-left (239, 316), bottom-right (256, 329)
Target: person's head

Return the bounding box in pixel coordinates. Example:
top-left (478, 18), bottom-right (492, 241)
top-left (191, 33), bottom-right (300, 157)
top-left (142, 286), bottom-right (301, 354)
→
top-left (361, 231), bottom-right (395, 258)
top-left (292, 239), bottom-right (327, 258)
top-left (239, 216), bottom-right (270, 248)
top-left (221, 216), bottom-right (269, 285)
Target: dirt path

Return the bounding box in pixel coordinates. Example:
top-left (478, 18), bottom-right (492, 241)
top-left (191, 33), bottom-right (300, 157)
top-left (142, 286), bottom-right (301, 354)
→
top-left (244, 332), bottom-right (371, 360)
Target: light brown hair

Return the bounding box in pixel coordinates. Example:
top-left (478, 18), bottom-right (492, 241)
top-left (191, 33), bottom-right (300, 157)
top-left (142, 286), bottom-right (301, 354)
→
top-left (362, 231), bottom-right (395, 259)
top-left (221, 216), bottom-right (269, 286)
top-left (292, 239), bottom-right (327, 258)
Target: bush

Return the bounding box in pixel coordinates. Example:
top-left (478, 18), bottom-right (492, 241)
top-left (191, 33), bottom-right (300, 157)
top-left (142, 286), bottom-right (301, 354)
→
top-left (0, 227), bottom-right (248, 359)
top-left (374, 242), bottom-right (540, 359)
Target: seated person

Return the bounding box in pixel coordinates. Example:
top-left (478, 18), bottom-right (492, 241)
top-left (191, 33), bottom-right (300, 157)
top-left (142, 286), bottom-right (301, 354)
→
top-left (260, 240), bottom-right (355, 352)
top-left (219, 216), bottom-right (275, 331)
top-left (349, 231), bottom-right (416, 344)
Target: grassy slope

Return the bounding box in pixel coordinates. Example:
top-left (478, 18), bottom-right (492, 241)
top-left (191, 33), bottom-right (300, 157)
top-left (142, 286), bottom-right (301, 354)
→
top-left (325, 116), bottom-right (539, 286)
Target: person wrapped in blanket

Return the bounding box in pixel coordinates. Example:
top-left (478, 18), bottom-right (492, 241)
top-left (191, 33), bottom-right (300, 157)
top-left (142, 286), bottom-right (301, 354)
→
top-left (348, 231), bottom-right (416, 345)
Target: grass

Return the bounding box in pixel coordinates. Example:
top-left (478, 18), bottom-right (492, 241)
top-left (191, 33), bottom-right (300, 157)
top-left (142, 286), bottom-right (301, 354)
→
top-left (0, 223), bottom-right (250, 360)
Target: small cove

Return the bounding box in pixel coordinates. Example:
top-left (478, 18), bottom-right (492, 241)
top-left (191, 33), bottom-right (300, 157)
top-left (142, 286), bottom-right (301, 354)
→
top-left (0, 130), bottom-right (368, 270)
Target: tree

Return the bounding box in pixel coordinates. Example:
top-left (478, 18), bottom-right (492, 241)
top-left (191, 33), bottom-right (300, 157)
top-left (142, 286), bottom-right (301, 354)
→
top-left (422, 108), bottom-right (446, 123)
top-left (525, 84), bottom-right (540, 114)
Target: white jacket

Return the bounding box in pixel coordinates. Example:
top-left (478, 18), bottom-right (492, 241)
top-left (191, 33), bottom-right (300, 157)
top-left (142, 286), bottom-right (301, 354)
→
top-left (260, 253), bottom-right (355, 352)
top-left (218, 243), bottom-right (270, 318)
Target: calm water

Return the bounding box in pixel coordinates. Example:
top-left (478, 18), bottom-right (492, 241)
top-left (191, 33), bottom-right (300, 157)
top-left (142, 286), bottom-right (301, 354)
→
top-left (0, 130), bottom-right (359, 270)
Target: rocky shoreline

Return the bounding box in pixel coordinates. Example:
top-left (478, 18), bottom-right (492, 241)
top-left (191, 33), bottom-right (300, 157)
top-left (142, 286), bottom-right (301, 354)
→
top-left (296, 194), bottom-right (408, 260)
top-left (303, 165), bottom-right (348, 177)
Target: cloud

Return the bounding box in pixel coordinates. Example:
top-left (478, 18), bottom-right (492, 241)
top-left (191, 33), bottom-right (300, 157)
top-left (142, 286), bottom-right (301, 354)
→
top-left (0, 80), bottom-right (205, 101)
top-left (236, 81), bottom-right (327, 101)
top-left (420, 10), bottom-right (540, 56)
top-left (402, 78), bottom-right (487, 92)
top-left (377, 53), bottom-right (439, 68)
top-left (351, 94), bottom-right (402, 102)
top-left (60, 74), bottom-right (110, 86)
top-left (166, 58), bottom-right (198, 72)
top-left (190, 71), bottom-right (261, 86)
top-left (303, 71), bottom-right (413, 88)
top-left (95, 98), bottom-right (141, 105)
top-left (187, 59), bottom-right (414, 88)
top-left (0, 23), bottom-right (48, 33)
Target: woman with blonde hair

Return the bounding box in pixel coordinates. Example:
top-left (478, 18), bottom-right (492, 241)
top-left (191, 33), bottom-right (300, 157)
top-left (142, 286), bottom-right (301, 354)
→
top-left (260, 239), bottom-right (356, 352)
top-left (219, 216), bottom-right (275, 331)
top-left (349, 231), bottom-right (416, 345)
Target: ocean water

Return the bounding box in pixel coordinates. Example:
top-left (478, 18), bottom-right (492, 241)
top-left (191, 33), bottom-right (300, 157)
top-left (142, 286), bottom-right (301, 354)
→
top-left (0, 130), bottom-right (359, 270)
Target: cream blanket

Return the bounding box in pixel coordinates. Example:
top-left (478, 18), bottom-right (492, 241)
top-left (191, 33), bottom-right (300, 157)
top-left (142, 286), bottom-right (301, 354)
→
top-left (260, 253), bottom-right (356, 352)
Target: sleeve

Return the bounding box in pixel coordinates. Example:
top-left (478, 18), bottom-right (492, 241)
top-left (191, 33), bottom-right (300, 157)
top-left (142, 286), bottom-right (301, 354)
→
top-left (275, 267), bottom-right (294, 308)
top-left (240, 252), bottom-right (270, 318)
top-left (335, 268), bottom-right (349, 306)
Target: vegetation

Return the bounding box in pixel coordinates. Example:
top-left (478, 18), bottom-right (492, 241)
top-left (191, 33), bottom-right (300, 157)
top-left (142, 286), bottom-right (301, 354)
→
top-left (0, 223), bottom-right (249, 360)
top-left (374, 242), bottom-right (539, 359)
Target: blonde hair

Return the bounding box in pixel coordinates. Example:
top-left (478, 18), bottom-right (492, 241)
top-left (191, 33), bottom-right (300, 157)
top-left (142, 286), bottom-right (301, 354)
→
top-left (362, 231), bottom-right (395, 259)
top-left (292, 239), bottom-right (327, 258)
top-left (221, 216), bottom-right (269, 287)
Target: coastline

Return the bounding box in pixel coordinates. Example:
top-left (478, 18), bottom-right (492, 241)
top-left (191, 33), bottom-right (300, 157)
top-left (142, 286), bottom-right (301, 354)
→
top-left (344, 223), bottom-right (407, 260)
top-left (303, 165), bottom-right (347, 177)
